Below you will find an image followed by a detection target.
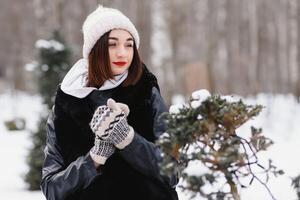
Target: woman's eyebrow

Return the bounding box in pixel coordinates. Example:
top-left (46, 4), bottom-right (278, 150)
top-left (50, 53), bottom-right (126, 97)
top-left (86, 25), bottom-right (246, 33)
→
top-left (108, 37), bottom-right (133, 41)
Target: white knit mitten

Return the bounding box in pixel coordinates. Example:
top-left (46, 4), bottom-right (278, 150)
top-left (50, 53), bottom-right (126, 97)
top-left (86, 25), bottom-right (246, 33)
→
top-left (89, 136), bottom-right (115, 165)
top-left (90, 99), bottom-right (134, 149)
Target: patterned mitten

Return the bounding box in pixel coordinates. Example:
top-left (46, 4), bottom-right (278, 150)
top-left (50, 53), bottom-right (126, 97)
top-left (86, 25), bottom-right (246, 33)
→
top-left (90, 99), bottom-right (134, 149)
top-left (89, 136), bottom-right (115, 165)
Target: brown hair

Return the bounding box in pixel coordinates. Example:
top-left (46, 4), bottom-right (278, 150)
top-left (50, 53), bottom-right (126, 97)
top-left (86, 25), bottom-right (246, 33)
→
top-left (86, 31), bottom-right (142, 88)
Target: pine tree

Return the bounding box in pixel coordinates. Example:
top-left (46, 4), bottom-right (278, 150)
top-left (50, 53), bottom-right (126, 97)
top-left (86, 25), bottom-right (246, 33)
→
top-left (24, 30), bottom-right (71, 190)
top-left (157, 90), bottom-right (283, 200)
top-left (292, 175), bottom-right (300, 200)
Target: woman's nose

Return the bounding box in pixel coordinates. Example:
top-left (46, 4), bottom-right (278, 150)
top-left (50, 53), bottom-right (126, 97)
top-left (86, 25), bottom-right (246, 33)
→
top-left (116, 46), bottom-right (126, 57)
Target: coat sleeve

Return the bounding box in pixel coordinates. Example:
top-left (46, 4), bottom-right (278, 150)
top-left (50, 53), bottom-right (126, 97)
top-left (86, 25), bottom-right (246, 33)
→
top-left (40, 106), bottom-right (98, 200)
top-left (118, 87), bottom-right (178, 188)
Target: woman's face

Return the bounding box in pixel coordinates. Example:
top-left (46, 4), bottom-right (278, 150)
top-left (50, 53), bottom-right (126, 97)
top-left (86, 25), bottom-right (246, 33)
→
top-left (108, 29), bottom-right (134, 75)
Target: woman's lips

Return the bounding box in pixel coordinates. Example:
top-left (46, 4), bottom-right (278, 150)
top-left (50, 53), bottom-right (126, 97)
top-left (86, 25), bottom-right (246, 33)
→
top-left (112, 61), bottom-right (127, 67)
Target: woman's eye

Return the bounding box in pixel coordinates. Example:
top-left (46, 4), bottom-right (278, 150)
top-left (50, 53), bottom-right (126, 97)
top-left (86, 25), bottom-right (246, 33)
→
top-left (126, 44), bottom-right (133, 47)
top-left (108, 43), bottom-right (116, 47)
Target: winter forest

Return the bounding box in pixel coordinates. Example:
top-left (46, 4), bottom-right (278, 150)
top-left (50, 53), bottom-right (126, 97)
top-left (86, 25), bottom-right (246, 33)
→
top-left (1, 0), bottom-right (300, 200)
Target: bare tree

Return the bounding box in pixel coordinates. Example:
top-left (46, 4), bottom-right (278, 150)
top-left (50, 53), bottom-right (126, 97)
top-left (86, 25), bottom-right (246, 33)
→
top-left (297, 0), bottom-right (300, 100)
top-left (287, 0), bottom-right (298, 96)
top-left (2, 0), bottom-right (300, 99)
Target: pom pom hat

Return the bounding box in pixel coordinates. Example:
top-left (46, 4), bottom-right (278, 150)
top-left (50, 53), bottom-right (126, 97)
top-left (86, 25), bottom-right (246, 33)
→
top-left (82, 5), bottom-right (140, 59)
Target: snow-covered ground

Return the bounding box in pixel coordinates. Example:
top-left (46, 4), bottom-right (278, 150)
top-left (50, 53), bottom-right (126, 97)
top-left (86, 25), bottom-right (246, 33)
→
top-left (0, 92), bottom-right (45, 200)
top-left (0, 91), bottom-right (299, 200)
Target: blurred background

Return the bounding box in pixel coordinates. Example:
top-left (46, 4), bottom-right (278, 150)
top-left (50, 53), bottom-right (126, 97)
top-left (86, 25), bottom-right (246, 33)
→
top-left (2, 0), bottom-right (300, 103)
top-left (1, 0), bottom-right (300, 199)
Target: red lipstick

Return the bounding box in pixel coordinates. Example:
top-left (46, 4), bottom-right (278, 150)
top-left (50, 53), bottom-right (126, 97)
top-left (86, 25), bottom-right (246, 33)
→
top-left (113, 61), bottom-right (127, 67)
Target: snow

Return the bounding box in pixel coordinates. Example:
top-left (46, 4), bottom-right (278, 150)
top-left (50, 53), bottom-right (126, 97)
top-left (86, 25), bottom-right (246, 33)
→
top-left (169, 103), bottom-right (185, 114)
top-left (0, 91), bottom-right (299, 199)
top-left (190, 89), bottom-right (211, 108)
top-left (191, 89), bottom-right (211, 102)
top-left (35, 39), bottom-right (65, 51)
top-left (24, 61), bottom-right (38, 72)
top-left (0, 92), bottom-right (45, 200)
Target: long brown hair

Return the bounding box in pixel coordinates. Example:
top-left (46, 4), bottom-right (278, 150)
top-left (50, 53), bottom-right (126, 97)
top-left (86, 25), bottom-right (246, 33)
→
top-left (86, 30), bottom-right (142, 88)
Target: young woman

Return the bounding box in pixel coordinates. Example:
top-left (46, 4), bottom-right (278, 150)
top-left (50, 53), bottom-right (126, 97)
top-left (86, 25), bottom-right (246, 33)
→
top-left (40, 5), bottom-right (178, 200)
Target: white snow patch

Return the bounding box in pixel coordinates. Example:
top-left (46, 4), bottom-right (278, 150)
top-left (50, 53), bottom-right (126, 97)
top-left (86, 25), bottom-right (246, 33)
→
top-left (35, 39), bottom-right (65, 51)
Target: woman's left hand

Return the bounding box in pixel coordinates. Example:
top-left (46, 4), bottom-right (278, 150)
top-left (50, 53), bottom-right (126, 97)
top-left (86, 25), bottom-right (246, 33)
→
top-left (107, 98), bottom-right (130, 117)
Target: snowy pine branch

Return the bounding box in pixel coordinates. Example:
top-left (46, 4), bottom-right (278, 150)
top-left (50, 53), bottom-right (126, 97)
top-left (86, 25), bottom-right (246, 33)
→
top-left (157, 90), bottom-right (283, 200)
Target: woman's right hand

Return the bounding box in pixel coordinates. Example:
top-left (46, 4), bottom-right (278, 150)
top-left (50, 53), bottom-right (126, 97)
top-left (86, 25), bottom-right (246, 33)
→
top-left (89, 98), bottom-right (134, 149)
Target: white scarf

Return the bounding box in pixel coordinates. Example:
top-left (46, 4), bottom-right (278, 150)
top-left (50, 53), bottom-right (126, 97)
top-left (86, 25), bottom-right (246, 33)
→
top-left (61, 59), bottom-right (128, 98)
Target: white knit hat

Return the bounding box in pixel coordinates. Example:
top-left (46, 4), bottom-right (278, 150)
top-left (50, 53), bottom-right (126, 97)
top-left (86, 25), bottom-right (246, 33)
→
top-left (82, 5), bottom-right (140, 59)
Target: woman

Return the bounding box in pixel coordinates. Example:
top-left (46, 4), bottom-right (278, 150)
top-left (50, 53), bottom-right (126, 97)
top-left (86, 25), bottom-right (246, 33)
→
top-left (41, 5), bottom-right (178, 200)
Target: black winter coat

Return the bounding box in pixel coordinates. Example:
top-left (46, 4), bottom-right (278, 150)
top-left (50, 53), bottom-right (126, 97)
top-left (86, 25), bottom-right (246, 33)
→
top-left (40, 67), bottom-right (179, 200)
